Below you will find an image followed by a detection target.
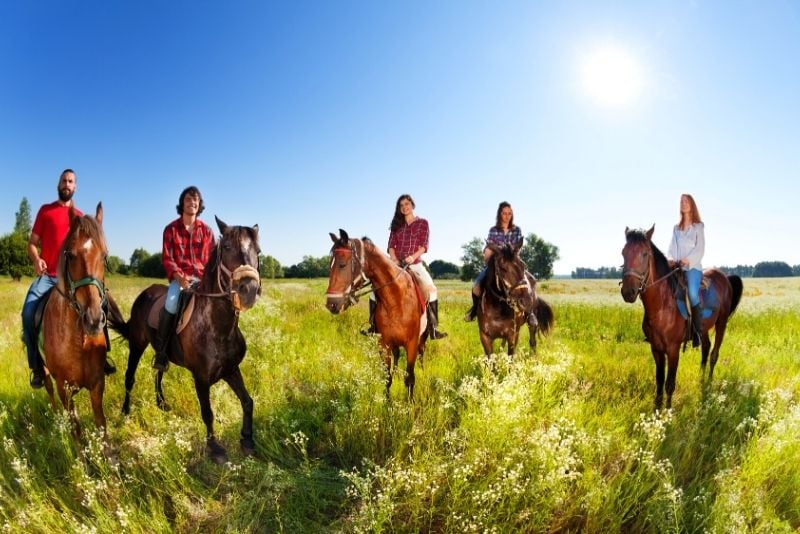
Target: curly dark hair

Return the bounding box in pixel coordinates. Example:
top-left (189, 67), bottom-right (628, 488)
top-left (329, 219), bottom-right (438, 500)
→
top-left (390, 194), bottom-right (415, 232)
top-left (176, 186), bottom-right (205, 215)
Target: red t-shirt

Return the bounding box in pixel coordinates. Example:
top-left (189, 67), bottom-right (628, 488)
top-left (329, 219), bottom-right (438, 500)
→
top-left (31, 201), bottom-right (82, 277)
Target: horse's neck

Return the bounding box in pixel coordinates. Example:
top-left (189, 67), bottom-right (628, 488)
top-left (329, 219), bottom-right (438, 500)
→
top-left (362, 245), bottom-right (404, 295)
top-left (641, 258), bottom-right (676, 314)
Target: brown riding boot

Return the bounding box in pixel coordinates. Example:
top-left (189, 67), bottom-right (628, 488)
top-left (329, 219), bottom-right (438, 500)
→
top-left (152, 310), bottom-right (177, 371)
top-left (427, 300), bottom-right (448, 339)
top-left (360, 300), bottom-right (378, 336)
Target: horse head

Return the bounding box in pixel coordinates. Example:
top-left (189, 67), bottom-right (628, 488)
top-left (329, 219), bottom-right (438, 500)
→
top-left (325, 229), bottom-right (369, 314)
top-left (60, 202), bottom-right (108, 336)
top-left (212, 216), bottom-right (262, 312)
top-left (620, 225), bottom-right (655, 302)
top-left (487, 242), bottom-right (533, 311)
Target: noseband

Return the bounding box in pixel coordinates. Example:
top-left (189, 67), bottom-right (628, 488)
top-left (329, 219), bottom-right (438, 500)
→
top-left (326, 240), bottom-right (370, 306)
top-left (198, 238), bottom-right (262, 313)
top-left (58, 248), bottom-right (108, 328)
top-left (489, 261), bottom-right (530, 312)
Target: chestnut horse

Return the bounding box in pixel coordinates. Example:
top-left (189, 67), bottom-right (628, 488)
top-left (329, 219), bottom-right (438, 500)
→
top-left (477, 242), bottom-right (554, 356)
top-left (326, 229), bottom-right (427, 399)
top-left (108, 217), bottom-right (261, 463)
top-left (42, 203), bottom-right (112, 434)
top-left (621, 226), bottom-right (743, 409)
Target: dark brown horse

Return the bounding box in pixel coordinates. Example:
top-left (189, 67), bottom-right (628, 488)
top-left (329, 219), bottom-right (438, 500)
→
top-left (109, 217), bottom-right (261, 463)
top-left (42, 203), bottom-right (112, 434)
top-left (621, 226), bottom-right (743, 409)
top-left (476, 242), bottom-right (554, 356)
top-left (326, 229), bottom-right (427, 399)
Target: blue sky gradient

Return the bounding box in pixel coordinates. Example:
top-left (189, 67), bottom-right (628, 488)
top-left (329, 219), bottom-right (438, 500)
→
top-left (2, 1), bottom-right (798, 274)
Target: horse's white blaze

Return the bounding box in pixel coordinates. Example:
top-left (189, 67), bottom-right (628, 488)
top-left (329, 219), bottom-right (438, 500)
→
top-left (82, 239), bottom-right (93, 251)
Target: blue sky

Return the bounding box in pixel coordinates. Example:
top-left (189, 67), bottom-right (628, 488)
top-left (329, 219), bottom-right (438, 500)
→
top-left (2, 1), bottom-right (798, 275)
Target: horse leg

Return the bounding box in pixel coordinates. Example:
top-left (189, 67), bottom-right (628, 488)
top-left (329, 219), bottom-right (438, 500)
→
top-left (380, 341), bottom-right (394, 399)
top-left (222, 367), bottom-right (255, 457)
top-left (57, 380), bottom-right (81, 437)
top-left (193, 378), bottom-right (226, 464)
top-left (479, 330), bottom-right (494, 356)
top-left (708, 320), bottom-right (728, 381)
top-left (155, 371), bottom-right (170, 412)
top-left (665, 349), bottom-right (680, 410)
top-left (89, 379), bottom-right (107, 432)
top-left (528, 319), bottom-right (538, 353)
top-left (651, 347), bottom-right (666, 410)
top-left (43, 373), bottom-right (57, 410)
top-left (404, 340), bottom-right (418, 401)
top-left (122, 344), bottom-right (146, 415)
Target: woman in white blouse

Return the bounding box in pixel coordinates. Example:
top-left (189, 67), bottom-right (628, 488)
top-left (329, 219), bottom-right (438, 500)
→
top-left (668, 193), bottom-right (705, 346)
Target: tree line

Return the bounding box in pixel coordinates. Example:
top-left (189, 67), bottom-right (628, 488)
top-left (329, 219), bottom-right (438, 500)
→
top-left (2, 198), bottom-right (797, 279)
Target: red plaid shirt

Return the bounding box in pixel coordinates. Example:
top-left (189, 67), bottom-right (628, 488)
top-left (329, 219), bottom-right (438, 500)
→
top-left (162, 218), bottom-right (216, 281)
top-left (388, 217), bottom-right (429, 264)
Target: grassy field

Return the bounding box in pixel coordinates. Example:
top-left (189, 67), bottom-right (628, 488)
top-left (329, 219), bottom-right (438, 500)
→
top-left (0, 275), bottom-right (798, 532)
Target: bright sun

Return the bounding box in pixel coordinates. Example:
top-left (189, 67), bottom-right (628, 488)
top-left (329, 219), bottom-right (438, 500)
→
top-left (580, 44), bottom-right (644, 108)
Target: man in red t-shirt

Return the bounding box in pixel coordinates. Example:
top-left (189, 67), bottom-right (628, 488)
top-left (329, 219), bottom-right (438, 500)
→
top-left (21, 169), bottom-right (115, 387)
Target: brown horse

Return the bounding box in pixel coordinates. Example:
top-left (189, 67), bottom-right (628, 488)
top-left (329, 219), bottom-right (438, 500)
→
top-left (42, 203), bottom-right (112, 434)
top-left (476, 242), bottom-right (554, 356)
top-left (108, 217), bottom-right (261, 463)
top-left (326, 229), bottom-right (427, 399)
top-left (621, 226), bottom-right (743, 409)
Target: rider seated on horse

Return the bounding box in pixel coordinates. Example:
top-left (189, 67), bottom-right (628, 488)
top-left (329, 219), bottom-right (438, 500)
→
top-left (667, 193), bottom-right (705, 348)
top-left (465, 201), bottom-right (535, 323)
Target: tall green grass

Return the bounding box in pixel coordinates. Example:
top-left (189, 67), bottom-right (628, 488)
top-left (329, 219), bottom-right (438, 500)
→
top-left (0, 276), bottom-right (798, 532)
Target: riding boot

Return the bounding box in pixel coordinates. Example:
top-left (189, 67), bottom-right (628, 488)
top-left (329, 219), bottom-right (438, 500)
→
top-left (152, 310), bottom-right (177, 371)
top-left (690, 304), bottom-right (702, 348)
top-left (427, 300), bottom-right (448, 339)
top-left (30, 359), bottom-right (45, 389)
top-left (360, 300), bottom-right (378, 336)
top-left (464, 293), bottom-right (481, 322)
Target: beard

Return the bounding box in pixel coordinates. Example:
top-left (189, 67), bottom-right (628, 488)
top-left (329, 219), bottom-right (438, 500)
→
top-left (58, 188), bottom-right (74, 202)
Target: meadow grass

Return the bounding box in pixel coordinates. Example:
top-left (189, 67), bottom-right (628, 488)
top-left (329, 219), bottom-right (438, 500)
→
top-left (0, 276), bottom-right (798, 532)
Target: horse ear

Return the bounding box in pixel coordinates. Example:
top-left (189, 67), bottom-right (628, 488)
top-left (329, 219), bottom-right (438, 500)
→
top-left (95, 202), bottom-right (103, 225)
top-left (215, 216), bottom-right (229, 234)
top-left (646, 225), bottom-right (655, 240)
top-left (339, 229), bottom-right (350, 241)
top-left (625, 226), bottom-right (630, 236)
top-left (329, 232), bottom-right (338, 244)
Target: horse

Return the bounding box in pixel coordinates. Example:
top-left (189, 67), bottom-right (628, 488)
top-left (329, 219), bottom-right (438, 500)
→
top-left (326, 229), bottom-right (427, 399)
top-left (108, 217), bottom-right (261, 463)
top-left (41, 203), bottom-right (112, 435)
top-left (476, 242), bottom-right (554, 356)
top-left (620, 226), bottom-right (743, 409)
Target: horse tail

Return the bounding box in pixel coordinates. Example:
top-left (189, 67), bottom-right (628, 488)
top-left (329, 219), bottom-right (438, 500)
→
top-left (727, 275), bottom-right (743, 316)
top-left (106, 296), bottom-right (130, 340)
top-left (535, 297), bottom-right (554, 336)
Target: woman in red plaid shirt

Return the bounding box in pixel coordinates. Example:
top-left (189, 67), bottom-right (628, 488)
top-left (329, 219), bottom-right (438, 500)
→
top-left (153, 186), bottom-right (216, 372)
top-left (365, 194), bottom-right (447, 339)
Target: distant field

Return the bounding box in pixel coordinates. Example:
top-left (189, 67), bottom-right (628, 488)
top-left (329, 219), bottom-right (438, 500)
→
top-left (1, 276), bottom-right (798, 532)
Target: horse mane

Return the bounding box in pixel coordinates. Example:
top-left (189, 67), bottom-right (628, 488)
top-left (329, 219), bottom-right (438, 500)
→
top-left (627, 229), bottom-right (678, 293)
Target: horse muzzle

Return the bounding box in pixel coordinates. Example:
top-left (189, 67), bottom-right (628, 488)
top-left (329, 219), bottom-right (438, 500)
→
top-left (325, 293), bottom-right (350, 314)
top-left (231, 265), bottom-right (261, 311)
top-left (620, 280), bottom-right (640, 303)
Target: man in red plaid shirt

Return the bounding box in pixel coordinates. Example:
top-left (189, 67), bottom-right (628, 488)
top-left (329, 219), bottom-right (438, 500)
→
top-left (153, 186), bottom-right (216, 371)
top-left (364, 194), bottom-right (447, 339)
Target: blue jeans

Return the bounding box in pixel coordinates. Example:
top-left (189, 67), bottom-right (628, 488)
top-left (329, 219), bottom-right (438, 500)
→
top-left (472, 266), bottom-right (488, 292)
top-left (165, 280), bottom-right (182, 314)
top-left (686, 268), bottom-right (702, 307)
top-left (21, 275), bottom-right (57, 370)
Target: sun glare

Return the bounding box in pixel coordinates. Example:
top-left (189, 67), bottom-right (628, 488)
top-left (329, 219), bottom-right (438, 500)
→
top-left (580, 44), bottom-right (643, 108)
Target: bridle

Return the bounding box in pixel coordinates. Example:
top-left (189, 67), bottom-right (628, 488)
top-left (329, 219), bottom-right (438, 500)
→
top-left (621, 241), bottom-right (679, 297)
top-left (326, 239), bottom-right (406, 306)
top-left (487, 257), bottom-right (530, 313)
top-left (195, 236), bottom-right (261, 313)
top-left (57, 246), bottom-right (108, 328)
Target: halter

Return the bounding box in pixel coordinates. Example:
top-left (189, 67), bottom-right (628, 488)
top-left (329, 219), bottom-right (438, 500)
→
top-left (488, 258), bottom-right (530, 313)
top-left (326, 239), bottom-right (406, 306)
top-left (195, 237), bottom-right (262, 313)
top-left (56, 246), bottom-right (108, 321)
top-left (621, 244), bottom-right (680, 296)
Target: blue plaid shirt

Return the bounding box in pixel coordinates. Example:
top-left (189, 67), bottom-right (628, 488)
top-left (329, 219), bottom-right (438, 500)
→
top-left (486, 226), bottom-right (523, 247)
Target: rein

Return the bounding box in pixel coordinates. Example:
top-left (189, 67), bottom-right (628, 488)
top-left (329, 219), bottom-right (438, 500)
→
top-left (327, 240), bottom-right (407, 305)
top-left (621, 265), bottom-right (680, 295)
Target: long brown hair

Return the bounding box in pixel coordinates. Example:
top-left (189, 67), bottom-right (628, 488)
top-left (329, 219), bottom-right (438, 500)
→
top-left (390, 194), bottom-right (415, 232)
top-left (495, 201), bottom-right (516, 230)
top-left (679, 193), bottom-right (702, 226)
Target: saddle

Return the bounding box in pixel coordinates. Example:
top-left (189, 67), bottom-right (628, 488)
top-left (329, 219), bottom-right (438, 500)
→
top-left (674, 275), bottom-right (717, 320)
top-left (146, 289), bottom-right (196, 334)
top-left (405, 268), bottom-right (429, 313)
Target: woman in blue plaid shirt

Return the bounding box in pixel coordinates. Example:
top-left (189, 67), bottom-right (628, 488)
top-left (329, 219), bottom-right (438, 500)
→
top-left (464, 201), bottom-right (523, 322)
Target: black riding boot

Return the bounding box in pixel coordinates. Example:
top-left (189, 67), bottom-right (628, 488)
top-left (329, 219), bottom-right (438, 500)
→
top-left (360, 300), bottom-right (378, 336)
top-left (464, 293), bottom-right (481, 322)
top-left (427, 300), bottom-right (448, 339)
top-left (30, 359), bottom-right (45, 389)
top-left (153, 310), bottom-right (177, 371)
top-left (690, 304), bottom-right (702, 348)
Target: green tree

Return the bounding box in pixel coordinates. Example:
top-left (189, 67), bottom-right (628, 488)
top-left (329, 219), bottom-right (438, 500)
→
top-left (285, 256), bottom-right (329, 278)
top-left (459, 237), bottom-right (484, 281)
top-left (519, 233), bottom-right (559, 280)
top-left (0, 232), bottom-right (33, 279)
top-left (753, 261), bottom-right (792, 278)
top-left (138, 253), bottom-right (166, 278)
top-left (129, 248), bottom-right (150, 274)
top-left (14, 197), bottom-right (32, 236)
top-left (259, 254), bottom-right (284, 278)
top-left (429, 259), bottom-right (460, 280)
top-left (106, 255), bottom-right (126, 274)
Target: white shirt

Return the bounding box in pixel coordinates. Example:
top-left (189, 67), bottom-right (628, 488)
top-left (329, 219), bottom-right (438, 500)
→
top-left (668, 222), bottom-right (705, 271)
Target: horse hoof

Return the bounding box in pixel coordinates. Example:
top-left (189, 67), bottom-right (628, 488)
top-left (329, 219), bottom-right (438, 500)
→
top-left (157, 400), bottom-right (171, 412)
top-left (240, 439), bottom-right (256, 457)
